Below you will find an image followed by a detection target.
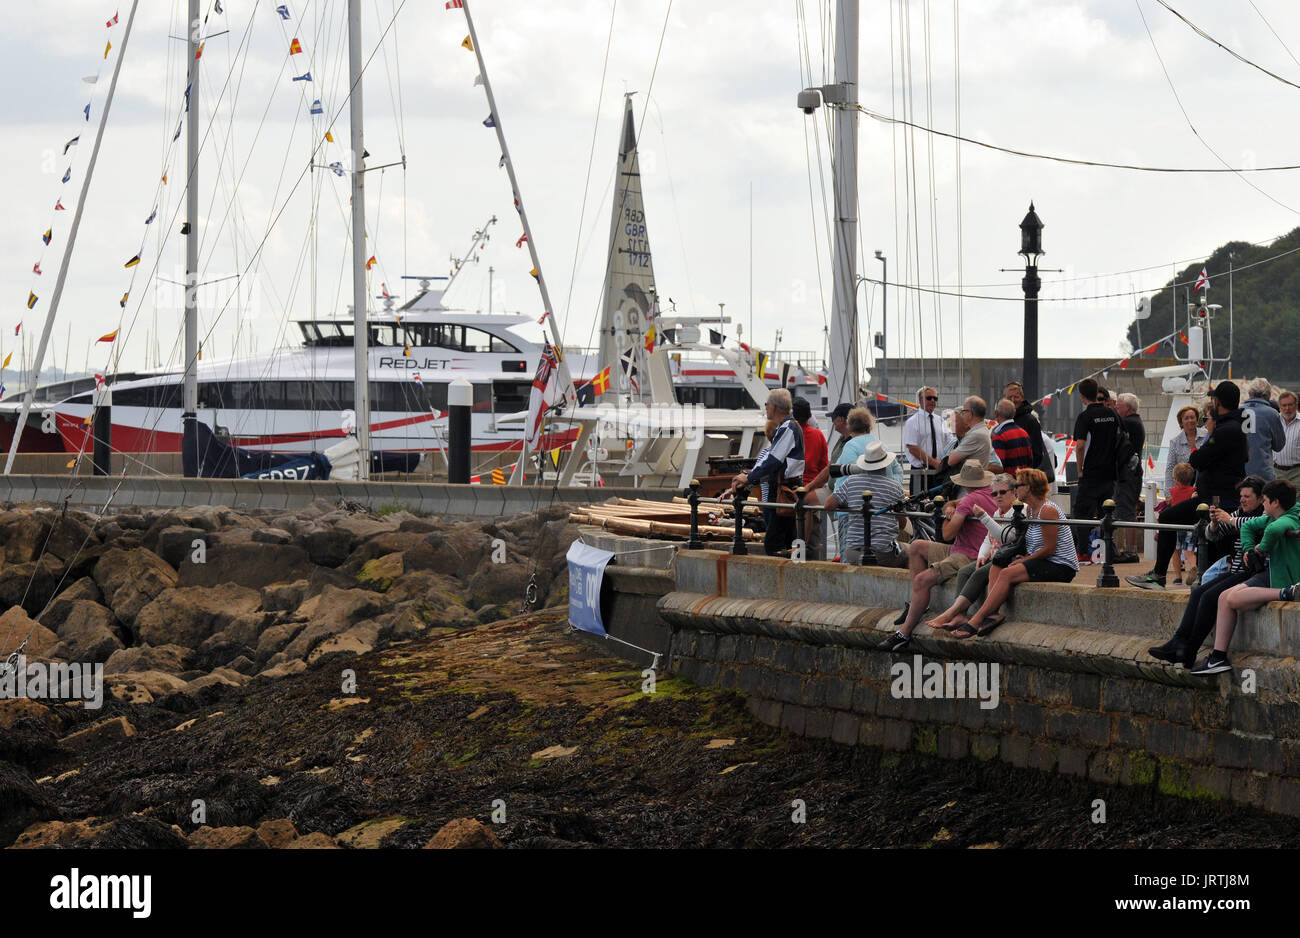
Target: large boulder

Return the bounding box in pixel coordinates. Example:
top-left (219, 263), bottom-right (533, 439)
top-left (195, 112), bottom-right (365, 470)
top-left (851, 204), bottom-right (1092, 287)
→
top-left (104, 644), bottom-right (193, 675)
top-left (39, 577), bottom-right (106, 631)
top-left (297, 526), bottom-right (357, 567)
top-left (105, 670), bottom-right (189, 699)
top-left (134, 585), bottom-right (261, 648)
top-left (0, 608), bottom-right (59, 661)
top-left (0, 512), bottom-right (97, 565)
top-left (177, 539), bottom-right (313, 590)
top-left (281, 586), bottom-right (388, 660)
top-left (384, 570), bottom-right (468, 609)
top-left (49, 601), bottom-right (123, 664)
top-left (151, 526), bottom-right (209, 569)
top-left (0, 556), bottom-right (68, 618)
top-left (254, 624), bottom-right (305, 667)
top-left (407, 524), bottom-right (494, 578)
top-left (93, 548), bottom-right (178, 630)
top-left (465, 563), bottom-right (533, 610)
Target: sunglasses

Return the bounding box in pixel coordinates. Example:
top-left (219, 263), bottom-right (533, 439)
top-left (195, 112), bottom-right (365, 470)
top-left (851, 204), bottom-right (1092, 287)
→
top-left (925, 395), bottom-right (938, 402)
top-left (991, 489), bottom-right (1011, 496)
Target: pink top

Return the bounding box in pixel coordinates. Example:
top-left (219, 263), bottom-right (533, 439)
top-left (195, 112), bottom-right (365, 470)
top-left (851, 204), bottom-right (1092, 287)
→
top-left (951, 490), bottom-right (999, 559)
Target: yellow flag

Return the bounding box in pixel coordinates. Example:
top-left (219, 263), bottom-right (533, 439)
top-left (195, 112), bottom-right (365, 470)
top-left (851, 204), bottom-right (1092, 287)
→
top-left (461, 35), bottom-right (474, 51)
top-left (550, 448), bottom-right (561, 468)
top-left (2, 353), bottom-right (10, 369)
top-left (104, 40), bottom-right (111, 59)
top-left (66, 459), bottom-right (76, 469)
top-left (1067, 383), bottom-right (1075, 395)
top-left (325, 130), bottom-right (334, 142)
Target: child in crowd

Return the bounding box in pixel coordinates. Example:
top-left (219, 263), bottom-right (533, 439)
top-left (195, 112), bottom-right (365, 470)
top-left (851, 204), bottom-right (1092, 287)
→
top-left (1168, 461), bottom-right (1197, 585)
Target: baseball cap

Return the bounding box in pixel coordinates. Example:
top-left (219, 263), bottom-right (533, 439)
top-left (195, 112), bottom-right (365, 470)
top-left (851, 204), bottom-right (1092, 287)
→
top-left (828, 403), bottom-right (852, 420)
top-left (1209, 381), bottom-right (1240, 409)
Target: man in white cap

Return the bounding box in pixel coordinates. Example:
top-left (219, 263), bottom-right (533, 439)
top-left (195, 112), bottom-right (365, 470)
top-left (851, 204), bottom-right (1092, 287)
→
top-left (823, 441), bottom-right (908, 566)
top-left (885, 459), bottom-right (998, 651)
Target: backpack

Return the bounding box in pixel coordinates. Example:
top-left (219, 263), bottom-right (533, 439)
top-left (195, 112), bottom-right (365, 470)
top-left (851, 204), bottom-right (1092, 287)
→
top-left (1115, 417), bottom-right (1140, 477)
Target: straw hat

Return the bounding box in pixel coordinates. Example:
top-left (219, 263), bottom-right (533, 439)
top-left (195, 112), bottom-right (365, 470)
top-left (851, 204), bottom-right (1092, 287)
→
top-left (853, 440), bottom-right (897, 472)
top-left (953, 459), bottom-right (994, 489)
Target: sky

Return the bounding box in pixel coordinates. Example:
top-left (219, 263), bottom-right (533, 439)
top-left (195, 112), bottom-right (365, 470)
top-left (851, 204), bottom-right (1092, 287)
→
top-left (4, 0), bottom-right (1300, 387)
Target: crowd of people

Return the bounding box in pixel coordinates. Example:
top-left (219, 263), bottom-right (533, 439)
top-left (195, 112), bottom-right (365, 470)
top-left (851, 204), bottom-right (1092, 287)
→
top-left (724, 375), bottom-right (1300, 677)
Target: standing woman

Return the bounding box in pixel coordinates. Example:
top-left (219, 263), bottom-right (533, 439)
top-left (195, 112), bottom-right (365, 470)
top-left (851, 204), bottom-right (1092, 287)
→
top-left (953, 467), bottom-right (1079, 637)
top-left (1165, 405), bottom-right (1207, 495)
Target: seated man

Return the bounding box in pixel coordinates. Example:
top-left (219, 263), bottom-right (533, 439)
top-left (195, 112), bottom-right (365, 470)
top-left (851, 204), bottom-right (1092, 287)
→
top-left (1147, 475), bottom-right (1266, 668)
top-left (822, 441), bottom-right (909, 566)
top-left (1190, 478), bottom-right (1300, 675)
top-left (884, 460), bottom-right (998, 651)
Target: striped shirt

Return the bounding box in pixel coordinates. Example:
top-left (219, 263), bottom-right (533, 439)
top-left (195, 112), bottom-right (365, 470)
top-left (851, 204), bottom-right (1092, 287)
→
top-left (1022, 499), bottom-right (1079, 570)
top-left (1208, 506), bottom-right (1265, 573)
top-left (991, 419), bottom-right (1035, 472)
top-left (747, 417), bottom-right (804, 502)
top-left (1278, 413), bottom-right (1300, 467)
top-left (833, 471), bottom-right (905, 557)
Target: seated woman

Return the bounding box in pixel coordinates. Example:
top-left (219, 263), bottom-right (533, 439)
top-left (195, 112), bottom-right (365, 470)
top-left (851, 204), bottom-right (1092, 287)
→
top-left (925, 474), bottom-right (1018, 629)
top-left (951, 467), bottom-right (1078, 638)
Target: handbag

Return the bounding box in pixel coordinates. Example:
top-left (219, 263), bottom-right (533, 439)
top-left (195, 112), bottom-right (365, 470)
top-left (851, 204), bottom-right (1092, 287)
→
top-left (991, 540), bottom-right (1024, 567)
top-left (775, 483), bottom-right (798, 518)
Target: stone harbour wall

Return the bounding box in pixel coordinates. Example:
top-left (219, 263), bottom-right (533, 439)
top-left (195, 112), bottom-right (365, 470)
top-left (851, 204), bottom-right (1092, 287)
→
top-left (655, 552), bottom-right (1300, 817)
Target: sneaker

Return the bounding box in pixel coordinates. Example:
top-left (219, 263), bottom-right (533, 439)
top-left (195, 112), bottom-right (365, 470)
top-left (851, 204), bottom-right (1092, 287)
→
top-left (1171, 578), bottom-right (1183, 586)
top-left (883, 630), bottom-right (911, 652)
top-left (1148, 641), bottom-right (1188, 665)
top-left (1111, 551), bottom-right (1140, 564)
top-left (1190, 652), bottom-right (1231, 675)
top-left (1281, 583), bottom-right (1300, 602)
top-left (1076, 553), bottom-right (1093, 566)
top-left (1126, 572), bottom-right (1166, 590)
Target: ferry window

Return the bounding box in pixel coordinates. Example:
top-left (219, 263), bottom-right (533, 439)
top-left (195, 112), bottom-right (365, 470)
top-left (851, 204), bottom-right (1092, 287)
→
top-left (115, 383), bottom-right (182, 409)
top-left (369, 324), bottom-right (399, 347)
top-left (493, 381), bottom-right (530, 414)
top-left (490, 333), bottom-right (519, 353)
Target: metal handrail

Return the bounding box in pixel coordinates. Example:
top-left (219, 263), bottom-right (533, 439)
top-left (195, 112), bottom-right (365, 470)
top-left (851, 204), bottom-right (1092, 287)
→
top-left (682, 479), bottom-right (1216, 588)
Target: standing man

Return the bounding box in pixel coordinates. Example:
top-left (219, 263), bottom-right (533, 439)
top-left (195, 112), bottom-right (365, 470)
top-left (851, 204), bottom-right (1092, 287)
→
top-left (902, 386), bottom-right (950, 496)
top-left (1243, 377), bottom-right (1284, 481)
top-left (827, 403), bottom-right (853, 465)
top-left (1004, 380), bottom-right (1045, 472)
top-left (793, 396), bottom-right (828, 558)
top-left (1112, 392), bottom-right (1145, 563)
top-left (1127, 382), bottom-right (1249, 589)
top-left (1070, 378), bottom-right (1120, 561)
top-left (1274, 389), bottom-right (1300, 488)
top-left (947, 396), bottom-right (992, 470)
top-left (727, 389), bottom-right (805, 557)
top-left (990, 398), bottom-right (1036, 473)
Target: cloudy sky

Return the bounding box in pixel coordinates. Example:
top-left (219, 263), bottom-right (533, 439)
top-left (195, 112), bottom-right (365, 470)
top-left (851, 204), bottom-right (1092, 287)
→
top-left (4, 0), bottom-right (1300, 386)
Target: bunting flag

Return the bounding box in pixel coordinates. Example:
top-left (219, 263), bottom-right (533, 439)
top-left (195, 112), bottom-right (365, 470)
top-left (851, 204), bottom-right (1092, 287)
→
top-left (276, 4), bottom-right (291, 19)
top-left (1195, 267), bottom-right (1209, 293)
top-left (124, 254), bottom-right (141, 268)
top-left (516, 232), bottom-right (528, 248)
top-left (84, 104), bottom-right (91, 122)
top-left (474, 74), bottom-right (484, 86)
top-left (5, 352), bottom-right (14, 370)
top-left (145, 209), bottom-right (156, 224)
top-left (26, 293), bottom-right (37, 310)
top-left (381, 283), bottom-right (391, 298)
top-left (104, 41), bottom-right (111, 59)
top-left (591, 365), bottom-right (611, 396)
top-left (483, 114), bottom-right (495, 128)
top-left (529, 267), bottom-right (539, 280)
top-left (292, 72), bottom-right (313, 82)
top-left (412, 372), bottom-right (422, 383)
top-left (63, 136), bottom-right (79, 154)
top-left (490, 467), bottom-right (506, 485)
top-left (106, 12), bottom-right (119, 28)
top-left (97, 330), bottom-right (118, 343)
top-left (365, 255), bottom-right (377, 270)
top-left (310, 99), bottom-right (323, 115)
top-left (32, 263), bottom-right (41, 275)
top-left (644, 325), bottom-right (656, 352)
top-left (290, 38), bottom-right (303, 55)
top-left (1143, 342), bottom-right (1158, 355)
top-left (173, 121), bottom-right (182, 141)
top-left (499, 154), bottom-right (507, 169)
top-left (119, 292), bottom-right (129, 308)
top-left (325, 130), bottom-right (334, 143)
top-left (403, 346), bottom-right (412, 358)
top-left (14, 324), bottom-right (20, 336)
top-left (1147, 454), bottom-right (1155, 470)
top-left (62, 168), bottom-right (71, 183)
top-left (215, 0), bottom-right (223, 13)
top-left (329, 162), bottom-right (344, 176)
top-left (195, 42), bottom-right (205, 60)
top-left (54, 200), bottom-right (65, 211)
top-left (538, 310), bottom-right (552, 326)
top-left (462, 36), bottom-right (474, 51)
top-left (550, 448), bottom-right (562, 469)
top-left (42, 229), bottom-right (51, 245)
top-left (162, 172), bottom-right (168, 184)
top-left (94, 373), bottom-right (105, 388)
top-left (756, 350), bottom-right (769, 380)
top-left (446, 0), bottom-right (464, 8)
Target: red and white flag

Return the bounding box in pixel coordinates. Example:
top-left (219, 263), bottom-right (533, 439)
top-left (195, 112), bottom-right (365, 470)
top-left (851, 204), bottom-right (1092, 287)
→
top-left (538, 310), bottom-right (552, 326)
top-left (445, 0), bottom-right (463, 8)
top-left (94, 373), bottom-right (105, 388)
top-left (106, 11), bottom-right (118, 27)
top-left (1195, 267), bottom-right (1209, 293)
top-left (32, 263), bottom-right (41, 275)
top-left (516, 232), bottom-right (528, 248)
top-left (526, 343), bottom-right (561, 448)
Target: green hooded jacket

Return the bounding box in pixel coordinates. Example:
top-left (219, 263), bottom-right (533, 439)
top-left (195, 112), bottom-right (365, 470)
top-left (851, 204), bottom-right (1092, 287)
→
top-left (1240, 503), bottom-right (1300, 589)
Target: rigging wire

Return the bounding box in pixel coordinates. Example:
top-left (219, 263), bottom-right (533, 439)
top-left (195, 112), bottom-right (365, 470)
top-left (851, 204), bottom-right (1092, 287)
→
top-left (1155, 0), bottom-right (1300, 93)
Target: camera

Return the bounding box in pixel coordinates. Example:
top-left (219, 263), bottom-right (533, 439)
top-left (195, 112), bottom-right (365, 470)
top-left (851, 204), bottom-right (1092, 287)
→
top-left (797, 89), bottom-right (822, 114)
top-left (828, 461), bottom-right (867, 479)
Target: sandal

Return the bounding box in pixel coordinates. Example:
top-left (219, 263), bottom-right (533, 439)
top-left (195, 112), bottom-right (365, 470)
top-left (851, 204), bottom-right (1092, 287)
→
top-left (950, 620), bottom-right (978, 639)
top-left (976, 614), bottom-right (1006, 637)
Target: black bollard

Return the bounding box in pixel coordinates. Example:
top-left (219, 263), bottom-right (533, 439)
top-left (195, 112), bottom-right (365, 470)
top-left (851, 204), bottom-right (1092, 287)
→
top-left (859, 490), bottom-right (877, 566)
top-left (1195, 502), bottom-right (1211, 576)
top-left (1097, 499), bottom-right (1120, 587)
top-left (732, 485), bottom-right (749, 556)
top-left (794, 486), bottom-right (807, 557)
top-left (447, 377), bottom-right (472, 485)
top-left (92, 384), bottom-right (111, 477)
top-left (686, 479), bottom-right (703, 551)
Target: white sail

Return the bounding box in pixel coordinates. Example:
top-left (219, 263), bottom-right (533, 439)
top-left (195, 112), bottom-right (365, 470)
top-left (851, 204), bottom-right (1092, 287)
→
top-left (598, 95), bottom-right (659, 400)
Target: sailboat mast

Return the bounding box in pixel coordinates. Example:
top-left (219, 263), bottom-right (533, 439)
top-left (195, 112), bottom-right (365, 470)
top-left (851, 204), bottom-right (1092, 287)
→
top-left (827, 0), bottom-right (860, 408)
top-left (3, 0), bottom-right (141, 476)
top-left (181, 0), bottom-right (200, 475)
top-left (348, 0), bottom-right (371, 477)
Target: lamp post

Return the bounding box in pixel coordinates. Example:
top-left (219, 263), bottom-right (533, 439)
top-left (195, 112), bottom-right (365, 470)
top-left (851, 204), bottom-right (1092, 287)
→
top-left (1018, 203), bottom-right (1044, 403)
top-left (874, 250), bottom-right (887, 396)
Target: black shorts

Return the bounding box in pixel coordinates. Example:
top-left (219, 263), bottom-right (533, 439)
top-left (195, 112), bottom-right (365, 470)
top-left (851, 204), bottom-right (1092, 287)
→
top-left (1023, 557), bottom-right (1077, 583)
top-left (1113, 474), bottom-right (1141, 521)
